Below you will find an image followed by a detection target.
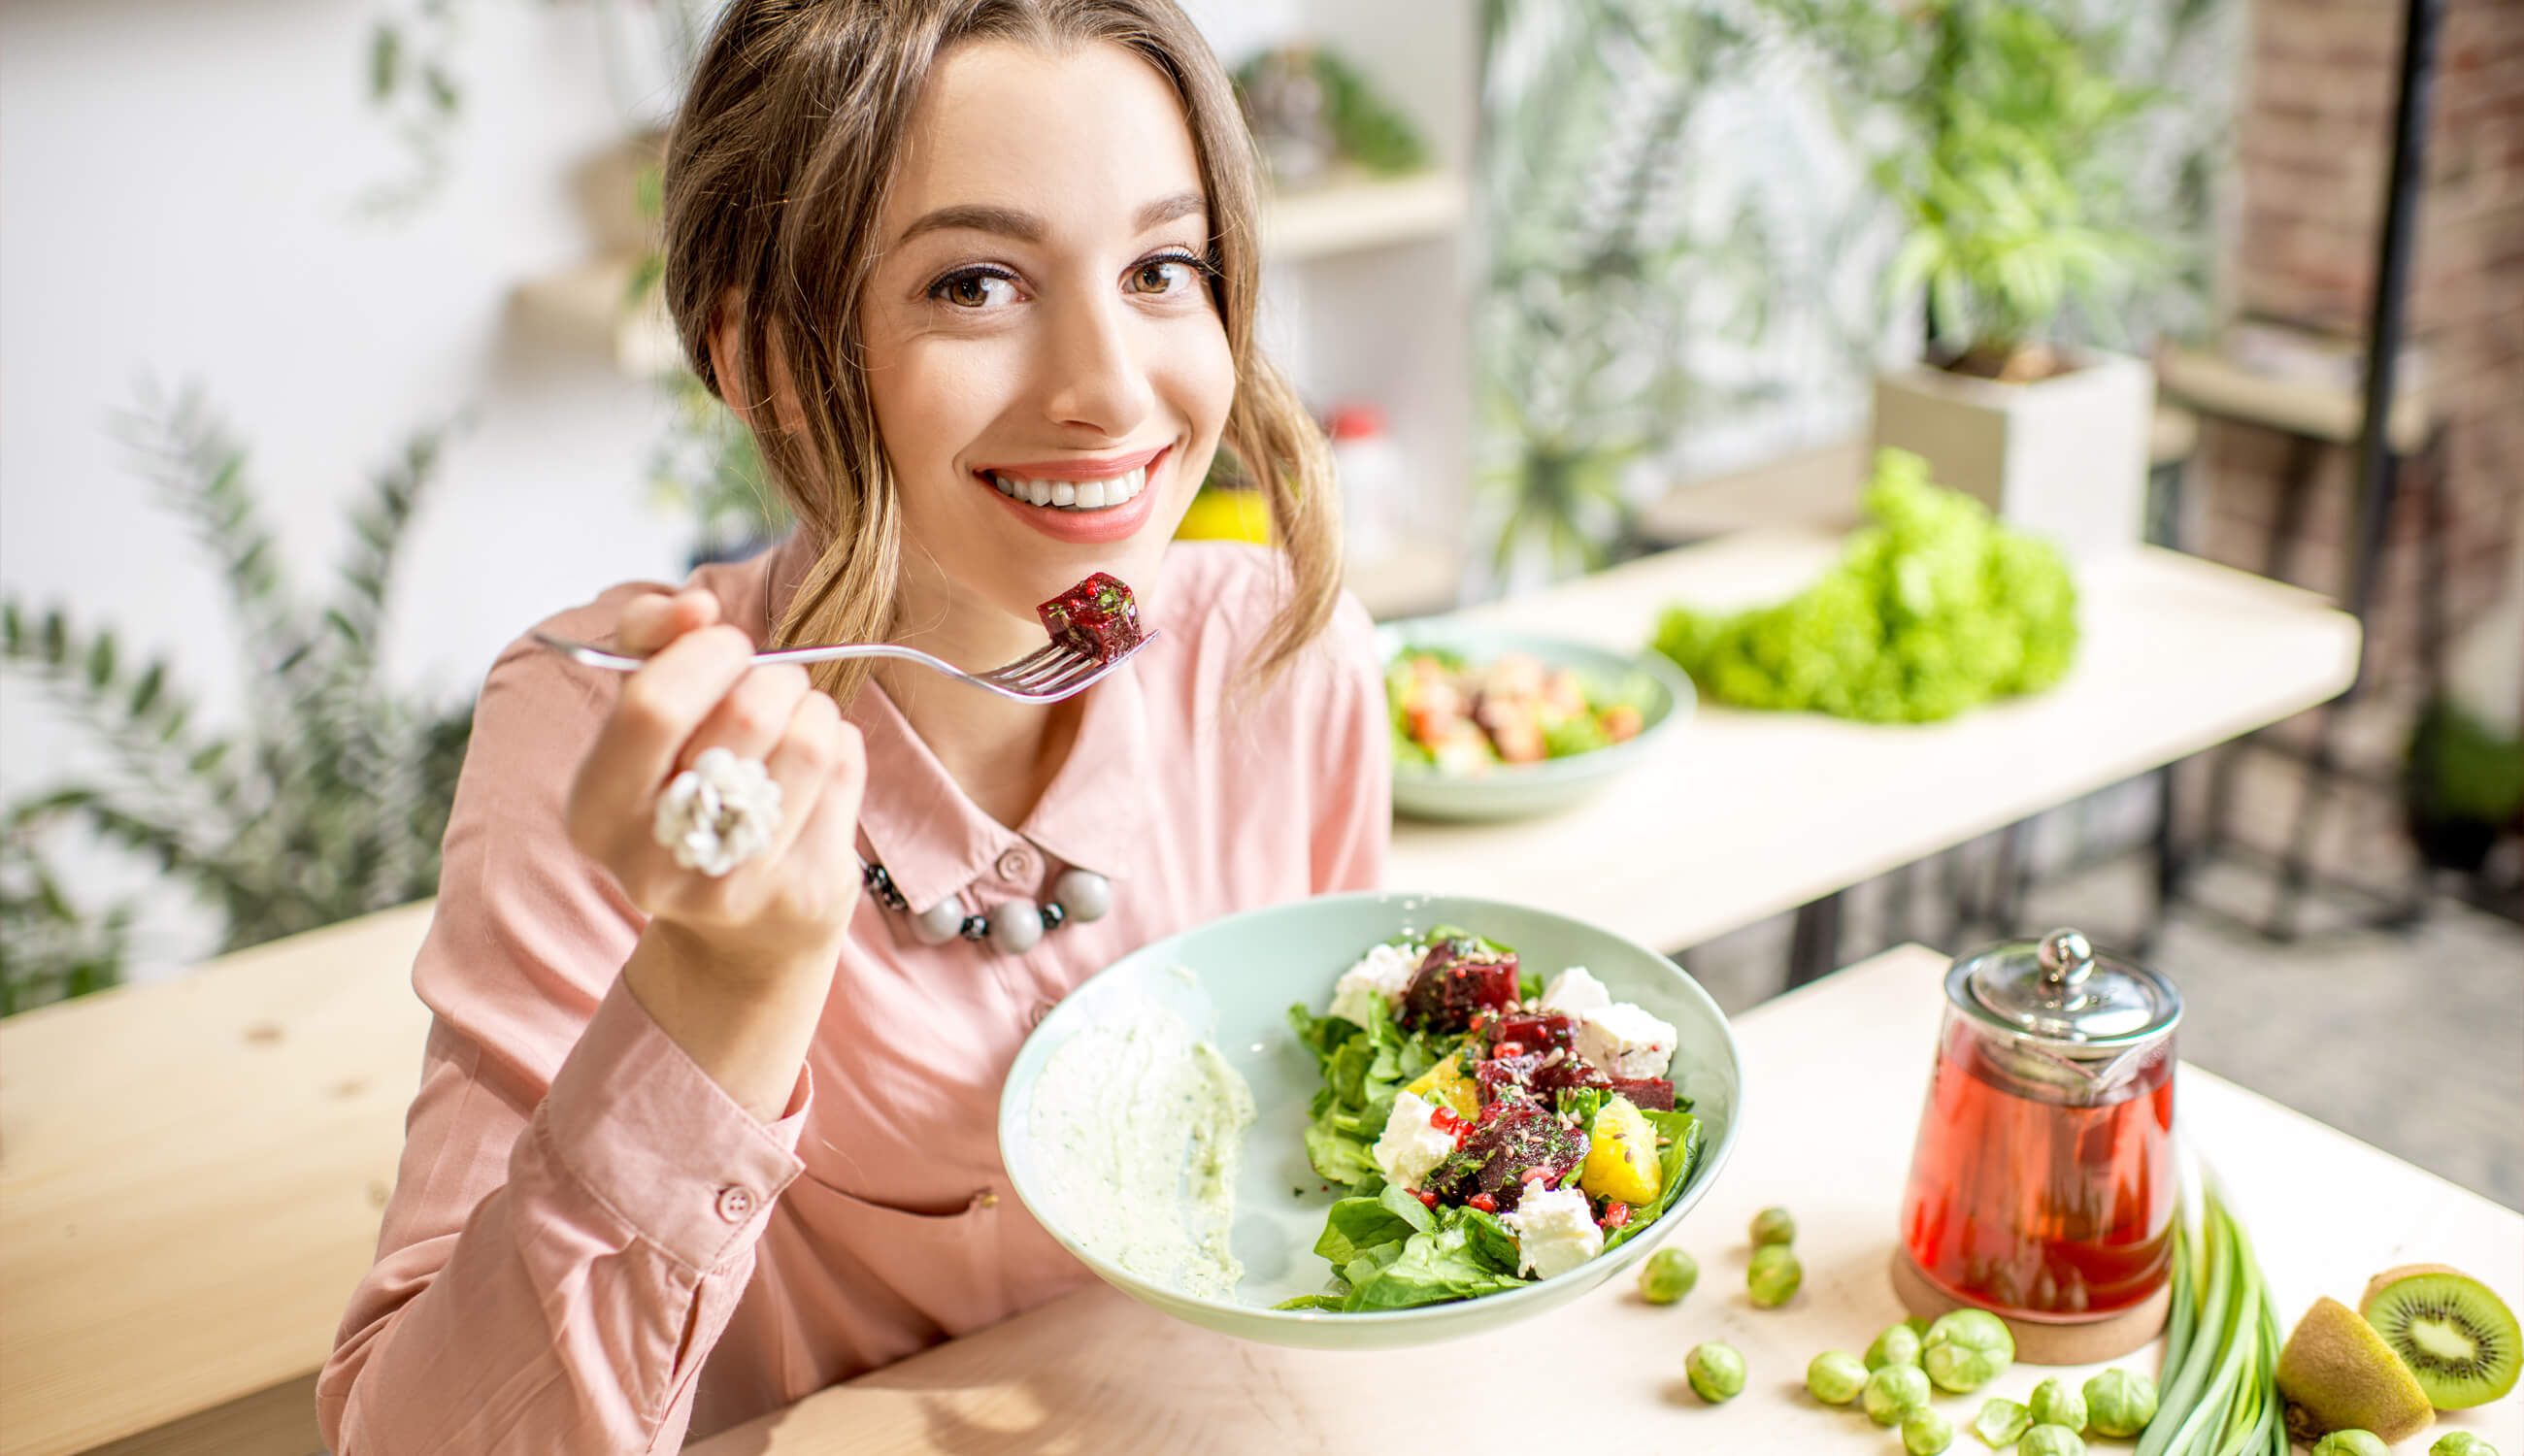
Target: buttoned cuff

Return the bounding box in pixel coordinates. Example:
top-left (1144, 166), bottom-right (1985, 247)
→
top-left (537, 974), bottom-right (811, 1274)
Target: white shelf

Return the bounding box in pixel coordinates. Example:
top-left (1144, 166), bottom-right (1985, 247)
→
top-left (511, 254), bottom-right (682, 378)
top-left (1344, 539), bottom-right (1461, 620)
top-left (1259, 169), bottom-right (1467, 263)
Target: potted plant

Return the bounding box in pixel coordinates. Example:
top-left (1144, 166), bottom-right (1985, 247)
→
top-left (1864, 0), bottom-right (2164, 560)
top-left (0, 388), bottom-right (473, 1013)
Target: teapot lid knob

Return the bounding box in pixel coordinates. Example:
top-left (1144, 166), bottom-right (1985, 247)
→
top-left (2038, 928), bottom-right (2095, 989)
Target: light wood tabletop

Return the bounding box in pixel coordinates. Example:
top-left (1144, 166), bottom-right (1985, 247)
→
top-left (0, 906), bottom-right (435, 1456)
top-left (689, 943), bottom-right (2524, 1456)
top-left (1386, 531), bottom-right (2362, 953)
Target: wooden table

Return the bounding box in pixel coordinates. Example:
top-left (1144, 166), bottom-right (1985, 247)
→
top-left (1385, 530), bottom-right (2362, 956)
top-left (690, 943), bottom-right (2524, 1455)
top-left (0, 909), bottom-right (435, 1456)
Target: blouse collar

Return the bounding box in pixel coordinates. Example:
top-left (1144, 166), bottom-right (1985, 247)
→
top-left (750, 536), bottom-right (1152, 916)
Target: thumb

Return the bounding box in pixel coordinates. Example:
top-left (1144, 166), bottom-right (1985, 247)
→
top-left (614, 587), bottom-right (724, 657)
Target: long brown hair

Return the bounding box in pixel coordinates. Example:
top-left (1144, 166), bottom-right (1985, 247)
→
top-left (661, 0), bottom-right (1340, 706)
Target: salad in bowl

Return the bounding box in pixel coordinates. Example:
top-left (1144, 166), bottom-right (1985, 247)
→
top-left (1377, 622), bottom-right (1692, 823)
top-left (999, 892), bottom-right (1740, 1350)
top-left (1280, 926), bottom-right (1705, 1311)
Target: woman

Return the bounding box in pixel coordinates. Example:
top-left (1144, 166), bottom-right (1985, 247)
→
top-left (317, 3), bottom-right (1387, 1450)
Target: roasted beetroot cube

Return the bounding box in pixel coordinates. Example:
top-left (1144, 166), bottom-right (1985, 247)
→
top-left (1424, 1101), bottom-right (1586, 1212)
top-left (1531, 1055), bottom-right (1611, 1099)
top-left (1473, 1049), bottom-right (1544, 1102)
top-left (1400, 940), bottom-right (1518, 1033)
top-left (1036, 572), bottom-right (1143, 664)
top-left (1487, 1011), bottom-right (1577, 1056)
top-left (1605, 1075), bottom-right (1677, 1112)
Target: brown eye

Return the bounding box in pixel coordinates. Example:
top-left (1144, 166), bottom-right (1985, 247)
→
top-left (1132, 259), bottom-right (1195, 295)
top-left (929, 269), bottom-right (1015, 308)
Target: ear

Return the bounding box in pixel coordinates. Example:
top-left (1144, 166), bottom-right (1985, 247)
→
top-left (707, 290), bottom-right (808, 438)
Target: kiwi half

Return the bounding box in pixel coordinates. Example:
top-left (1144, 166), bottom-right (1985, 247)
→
top-left (2276, 1296), bottom-right (2437, 1444)
top-left (2361, 1264), bottom-right (2521, 1410)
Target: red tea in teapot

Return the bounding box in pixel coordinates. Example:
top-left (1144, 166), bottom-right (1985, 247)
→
top-left (1898, 928), bottom-right (2182, 1322)
top-left (1900, 1013), bottom-right (2175, 1317)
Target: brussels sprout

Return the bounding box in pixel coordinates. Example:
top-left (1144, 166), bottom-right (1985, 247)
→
top-left (2019, 1424), bottom-right (2086, 1456)
top-left (1686, 1341), bottom-right (1745, 1403)
top-left (1751, 1206), bottom-right (1797, 1246)
top-left (1922, 1308), bottom-right (2015, 1392)
top-left (2027, 1376), bottom-right (2087, 1433)
top-left (1864, 1363), bottom-right (1934, 1426)
top-left (1807, 1350), bottom-right (1867, 1406)
top-left (1637, 1247), bottom-right (1698, 1305)
top-left (1867, 1321), bottom-right (1924, 1370)
top-left (1974, 1398), bottom-right (2032, 1447)
top-left (2311, 1433), bottom-right (2386, 1456)
top-left (2081, 1368), bottom-right (2158, 1438)
top-left (2430, 1435), bottom-right (2499, 1456)
top-left (1747, 1243), bottom-right (1803, 1307)
top-left (1904, 1406), bottom-right (1957, 1456)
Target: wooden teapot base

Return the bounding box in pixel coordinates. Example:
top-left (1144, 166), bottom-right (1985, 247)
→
top-left (1890, 1247), bottom-right (2171, 1366)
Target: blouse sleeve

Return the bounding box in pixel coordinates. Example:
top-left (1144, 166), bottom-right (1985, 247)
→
top-left (317, 602), bottom-right (810, 1456)
top-left (1310, 592), bottom-right (1392, 894)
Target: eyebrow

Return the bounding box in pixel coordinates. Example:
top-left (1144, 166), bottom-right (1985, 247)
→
top-left (896, 189), bottom-right (1209, 246)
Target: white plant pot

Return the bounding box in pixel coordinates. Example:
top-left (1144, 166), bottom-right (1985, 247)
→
top-left (1867, 348), bottom-right (2155, 561)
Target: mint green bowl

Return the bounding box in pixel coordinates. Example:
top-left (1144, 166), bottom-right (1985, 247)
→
top-left (998, 891), bottom-right (1742, 1349)
top-left (1378, 620), bottom-right (1695, 823)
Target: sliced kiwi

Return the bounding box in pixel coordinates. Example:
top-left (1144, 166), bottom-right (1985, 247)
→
top-left (2361, 1264), bottom-right (2521, 1410)
top-left (2276, 1296), bottom-right (2437, 1444)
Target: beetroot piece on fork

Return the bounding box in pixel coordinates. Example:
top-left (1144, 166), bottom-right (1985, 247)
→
top-left (1036, 573), bottom-right (1145, 664)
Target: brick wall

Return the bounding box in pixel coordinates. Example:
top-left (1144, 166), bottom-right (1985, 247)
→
top-left (2190, 0), bottom-right (2520, 895)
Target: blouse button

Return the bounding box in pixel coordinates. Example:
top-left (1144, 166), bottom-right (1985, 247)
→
top-left (714, 1184), bottom-right (757, 1223)
top-left (1028, 997), bottom-right (1055, 1028)
top-left (995, 846), bottom-right (1035, 882)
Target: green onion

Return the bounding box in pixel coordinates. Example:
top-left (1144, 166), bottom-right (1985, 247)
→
top-left (2141, 1183), bottom-right (2283, 1456)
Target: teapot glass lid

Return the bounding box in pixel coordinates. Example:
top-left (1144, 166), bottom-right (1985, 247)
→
top-left (1948, 928), bottom-right (2181, 1051)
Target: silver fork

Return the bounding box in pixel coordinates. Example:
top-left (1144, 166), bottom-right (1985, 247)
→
top-left (529, 628), bottom-right (1160, 704)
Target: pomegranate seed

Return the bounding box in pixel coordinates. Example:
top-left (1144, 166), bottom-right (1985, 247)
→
top-left (1416, 1188), bottom-right (1439, 1208)
top-left (1469, 1193), bottom-right (1498, 1213)
top-left (1496, 1041), bottom-right (1525, 1057)
top-left (1602, 1202), bottom-right (1632, 1229)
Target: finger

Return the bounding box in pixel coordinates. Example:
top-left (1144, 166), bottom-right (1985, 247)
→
top-left (747, 690), bottom-right (850, 865)
top-left (614, 588), bottom-right (723, 657)
top-left (679, 661), bottom-right (813, 773)
top-left (576, 623), bottom-right (757, 802)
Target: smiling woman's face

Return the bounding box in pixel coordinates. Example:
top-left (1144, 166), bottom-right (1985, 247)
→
top-left (861, 39), bottom-right (1233, 637)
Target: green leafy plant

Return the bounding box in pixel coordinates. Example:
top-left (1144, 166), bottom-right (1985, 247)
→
top-left (1477, 3), bottom-right (1786, 579)
top-left (1652, 447), bottom-right (2077, 722)
top-left (0, 387), bottom-right (474, 1013)
top-left (1879, 0), bottom-right (2163, 373)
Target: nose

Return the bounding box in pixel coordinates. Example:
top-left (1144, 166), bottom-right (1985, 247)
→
top-left (1038, 285), bottom-right (1155, 439)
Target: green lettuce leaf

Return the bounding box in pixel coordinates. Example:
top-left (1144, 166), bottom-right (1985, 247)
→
top-left (1343, 1223), bottom-right (1530, 1310)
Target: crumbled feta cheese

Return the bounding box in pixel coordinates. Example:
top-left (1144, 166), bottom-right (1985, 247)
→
top-left (1575, 1001), bottom-right (1677, 1079)
top-left (1540, 966), bottom-right (1612, 1016)
top-left (1327, 941), bottom-right (1422, 1027)
top-left (1502, 1185), bottom-right (1605, 1279)
top-left (1371, 1089), bottom-right (1459, 1191)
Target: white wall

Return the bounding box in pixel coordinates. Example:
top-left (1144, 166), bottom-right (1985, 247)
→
top-left (1, 0), bottom-right (691, 973)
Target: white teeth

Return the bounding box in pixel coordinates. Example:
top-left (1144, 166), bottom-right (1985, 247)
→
top-left (986, 461), bottom-right (1152, 511)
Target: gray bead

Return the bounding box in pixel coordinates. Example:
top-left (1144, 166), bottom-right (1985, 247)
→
top-left (911, 897), bottom-right (967, 945)
top-left (1052, 869), bottom-right (1112, 924)
top-left (986, 899), bottom-right (1044, 954)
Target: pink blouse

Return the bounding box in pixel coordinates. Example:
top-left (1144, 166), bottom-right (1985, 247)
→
top-left (317, 539), bottom-right (1390, 1453)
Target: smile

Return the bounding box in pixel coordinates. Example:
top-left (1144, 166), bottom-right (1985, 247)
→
top-left (985, 462), bottom-right (1149, 513)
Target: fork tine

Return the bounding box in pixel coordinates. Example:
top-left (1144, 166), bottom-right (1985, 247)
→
top-left (994, 643), bottom-right (1068, 680)
top-left (1001, 647), bottom-right (1092, 690)
top-left (1030, 653), bottom-right (1112, 696)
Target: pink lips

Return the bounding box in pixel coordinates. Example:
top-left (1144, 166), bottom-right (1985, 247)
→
top-left (974, 444), bottom-right (1171, 546)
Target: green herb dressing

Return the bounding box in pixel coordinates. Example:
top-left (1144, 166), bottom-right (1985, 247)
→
top-left (1028, 998), bottom-right (1255, 1300)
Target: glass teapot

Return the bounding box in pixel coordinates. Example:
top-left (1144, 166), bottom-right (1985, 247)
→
top-left (1898, 928), bottom-right (2183, 1321)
